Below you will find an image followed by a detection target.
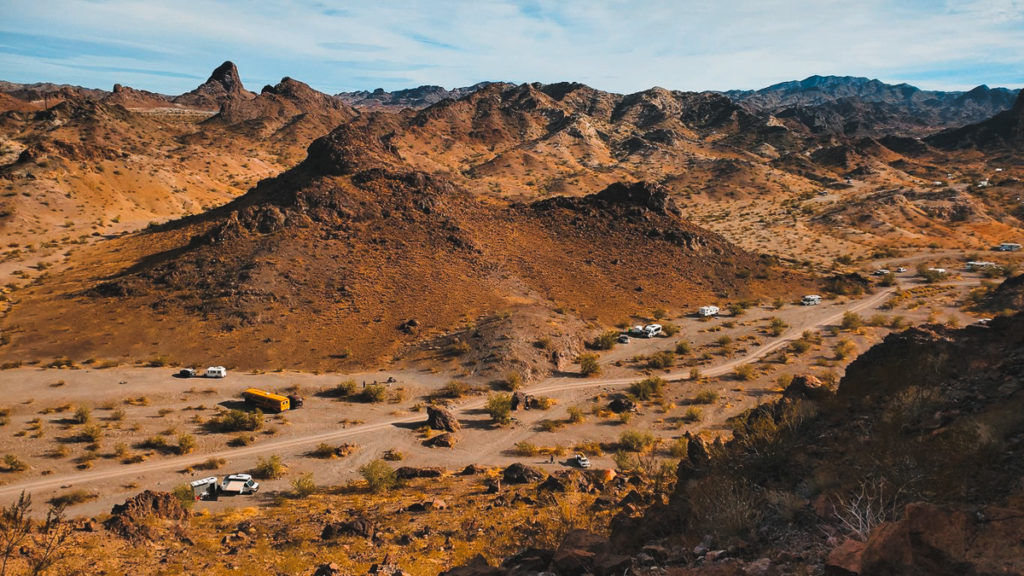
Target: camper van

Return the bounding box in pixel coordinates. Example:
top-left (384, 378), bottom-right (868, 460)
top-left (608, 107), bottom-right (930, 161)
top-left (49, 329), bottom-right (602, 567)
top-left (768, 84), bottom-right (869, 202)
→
top-left (205, 366), bottom-right (227, 378)
top-left (643, 324), bottom-right (662, 338)
top-left (242, 388), bottom-right (291, 413)
top-left (698, 305), bottom-right (719, 317)
top-left (802, 295), bottom-right (822, 306)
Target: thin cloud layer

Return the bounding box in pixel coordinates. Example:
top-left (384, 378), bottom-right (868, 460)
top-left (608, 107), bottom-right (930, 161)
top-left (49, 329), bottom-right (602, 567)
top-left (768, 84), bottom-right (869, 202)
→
top-left (1, 0), bottom-right (1021, 94)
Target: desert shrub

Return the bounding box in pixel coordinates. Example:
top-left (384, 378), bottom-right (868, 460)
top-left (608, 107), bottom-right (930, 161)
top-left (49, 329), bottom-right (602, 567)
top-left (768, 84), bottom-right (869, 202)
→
top-left (534, 337), bottom-right (553, 350)
top-left (687, 476), bottom-right (764, 542)
top-left (177, 433), bottom-right (196, 455)
top-left (80, 424), bottom-right (104, 444)
top-left (789, 338), bottom-right (812, 354)
top-left (868, 314), bottom-right (888, 327)
top-left (682, 406), bottom-right (703, 423)
top-left (292, 473), bottom-right (317, 498)
top-left (358, 384), bottom-right (387, 403)
top-left (325, 380), bottom-right (357, 398)
top-left (589, 330), bottom-right (620, 350)
top-left (669, 437), bottom-right (689, 458)
top-left (776, 373), bottom-right (794, 389)
top-left (689, 367), bottom-right (701, 380)
top-left (228, 435), bottom-right (253, 447)
top-left (695, 389), bottom-right (719, 404)
top-left (834, 339), bottom-right (857, 360)
top-left (503, 372), bottom-right (523, 391)
top-left (619, 430), bottom-right (656, 452)
top-left (359, 459), bottom-right (397, 493)
top-left (629, 376), bottom-right (665, 401)
top-left (662, 322), bottom-right (680, 336)
top-left (485, 393), bottom-right (513, 425)
top-left (567, 406), bottom-right (585, 424)
top-left (734, 364), bottom-right (757, 381)
top-left (646, 351), bottom-right (675, 369)
top-left (310, 443), bottom-right (337, 459)
top-left (675, 341), bottom-right (691, 355)
top-left (196, 457), bottom-right (225, 470)
top-left (172, 483), bottom-right (196, 509)
top-left (768, 317), bottom-right (788, 336)
top-left (532, 396), bottom-right (555, 409)
top-left (841, 312), bottom-right (863, 331)
top-left (3, 454), bottom-right (27, 472)
top-left (48, 490), bottom-right (96, 507)
top-left (109, 408), bottom-right (125, 421)
top-left (574, 440), bottom-right (603, 456)
top-left (445, 340), bottom-right (471, 356)
top-left (73, 405), bottom-right (91, 425)
top-left (716, 335), bottom-right (733, 347)
top-left (578, 353), bottom-right (600, 376)
top-left (916, 264), bottom-right (945, 283)
top-left (537, 419), bottom-right (565, 432)
top-left (653, 308), bottom-right (667, 320)
top-left (439, 380), bottom-right (469, 398)
top-left (890, 316), bottom-right (906, 329)
top-left (253, 455), bottom-right (286, 479)
top-left (513, 442), bottom-right (538, 456)
top-left (382, 449), bottom-right (403, 461)
top-left (206, 409), bottom-right (263, 433)
top-left (140, 435), bottom-right (168, 450)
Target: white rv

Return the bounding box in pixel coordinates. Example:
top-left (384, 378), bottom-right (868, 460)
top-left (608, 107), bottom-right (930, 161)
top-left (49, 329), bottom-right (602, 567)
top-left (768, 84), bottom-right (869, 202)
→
top-left (205, 366), bottom-right (227, 378)
top-left (643, 324), bottom-right (663, 338)
top-left (802, 295), bottom-right (822, 306)
top-left (698, 305), bottom-right (719, 317)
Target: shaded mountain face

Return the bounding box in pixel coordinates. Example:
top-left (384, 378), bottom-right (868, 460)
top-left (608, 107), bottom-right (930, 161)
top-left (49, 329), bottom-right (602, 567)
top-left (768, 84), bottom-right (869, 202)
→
top-left (926, 88), bottom-right (1024, 150)
top-left (336, 82), bottom-right (492, 109)
top-left (727, 75), bottom-right (1020, 137)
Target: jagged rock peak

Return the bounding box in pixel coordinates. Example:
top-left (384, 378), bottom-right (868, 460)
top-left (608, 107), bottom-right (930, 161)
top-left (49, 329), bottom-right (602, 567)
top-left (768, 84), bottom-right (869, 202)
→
top-left (206, 61), bottom-right (246, 94)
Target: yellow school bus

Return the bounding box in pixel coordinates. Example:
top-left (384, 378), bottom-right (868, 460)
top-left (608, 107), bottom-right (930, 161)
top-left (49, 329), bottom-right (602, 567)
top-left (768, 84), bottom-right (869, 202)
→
top-left (242, 388), bottom-right (290, 413)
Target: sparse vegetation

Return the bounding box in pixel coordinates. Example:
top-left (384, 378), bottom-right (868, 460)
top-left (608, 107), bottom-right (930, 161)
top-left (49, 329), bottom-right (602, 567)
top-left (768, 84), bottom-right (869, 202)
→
top-left (359, 459), bottom-right (397, 493)
top-left (578, 353), bottom-right (600, 376)
top-left (253, 455), bottom-right (286, 479)
top-left (693, 389), bottom-right (719, 404)
top-left (291, 473), bottom-right (317, 498)
top-left (619, 430), bottom-right (657, 452)
top-left (485, 393), bottom-right (513, 425)
top-left (206, 409), bottom-right (263, 433)
top-left (629, 376), bottom-right (665, 400)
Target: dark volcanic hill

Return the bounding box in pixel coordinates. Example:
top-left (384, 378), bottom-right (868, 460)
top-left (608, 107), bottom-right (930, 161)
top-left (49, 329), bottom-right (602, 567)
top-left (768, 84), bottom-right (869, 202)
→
top-left (0, 101), bottom-right (808, 369)
top-left (336, 82), bottom-right (491, 109)
top-left (727, 75), bottom-right (1020, 137)
top-left (926, 88), bottom-right (1024, 150)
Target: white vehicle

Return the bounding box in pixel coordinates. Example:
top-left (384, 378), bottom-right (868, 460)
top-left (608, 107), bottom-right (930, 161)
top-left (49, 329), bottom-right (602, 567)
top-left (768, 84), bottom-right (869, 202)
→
top-left (205, 366), bottom-right (227, 378)
top-left (997, 243), bottom-right (1021, 252)
top-left (643, 324), bottom-right (662, 338)
top-left (628, 325), bottom-right (645, 336)
top-left (189, 476), bottom-right (219, 500)
top-left (178, 368), bottom-right (197, 378)
top-left (574, 454), bottom-right (591, 469)
top-left (895, 267), bottom-right (908, 273)
top-left (617, 334), bottom-right (631, 344)
top-left (801, 295), bottom-right (822, 306)
top-left (220, 473), bottom-right (260, 495)
top-left (966, 261), bottom-right (999, 271)
top-left (698, 305), bottom-right (719, 317)
top-left (926, 267), bottom-right (947, 275)
top-left (871, 269), bottom-right (890, 276)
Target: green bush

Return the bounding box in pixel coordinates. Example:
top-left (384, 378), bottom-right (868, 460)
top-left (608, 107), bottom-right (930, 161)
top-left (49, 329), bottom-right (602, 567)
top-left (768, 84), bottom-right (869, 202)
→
top-left (589, 330), bottom-right (620, 350)
top-left (734, 364), bottom-right (757, 381)
top-left (172, 483), bottom-right (195, 509)
top-left (292, 473), bottom-right (317, 498)
top-left (359, 459), bottom-right (397, 492)
top-left (682, 406), bottom-right (703, 422)
top-left (485, 393), bottom-right (512, 425)
top-left (503, 372), bottom-right (523, 391)
top-left (662, 322), bottom-right (680, 336)
top-left (646, 351), bottom-right (675, 369)
top-left (3, 454), bottom-right (27, 472)
top-left (358, 384), bottom-right (387, 403)
top-left (325, 380), bottom-right (357, 398)
top-left (177, 433), bottom-right (196, 455)
top-left (567, 406), bottom-right (586, 424)
top-left (207, 409), bottom-right (263, 433)
top-left (619, 429), bottom-right (656, 452)
top-left (439, 380), bottom-right (469, 398)
top-left (768, 317), bottom-right (788, 336)
top-left (629, 376), bottom-right (665, 400)
top-left (841, 312), bottom-right (863, 331)
top-left (514, 441), bottom-right (538, 456)
top-left (675, 341), bottom-right (691, 355)
top-left (694, 389), bottom-right (719, 404)
top-left (578, 353), bottom-right (600, 376)
top-left (253, 455), bottom-right (286, 479)
top-left (73, 405), bottom-right (91, 425)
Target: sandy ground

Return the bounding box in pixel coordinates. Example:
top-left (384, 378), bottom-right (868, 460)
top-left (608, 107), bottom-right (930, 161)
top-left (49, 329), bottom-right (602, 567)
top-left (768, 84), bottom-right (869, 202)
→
top-left (0, 272), bottom-right (995, 518)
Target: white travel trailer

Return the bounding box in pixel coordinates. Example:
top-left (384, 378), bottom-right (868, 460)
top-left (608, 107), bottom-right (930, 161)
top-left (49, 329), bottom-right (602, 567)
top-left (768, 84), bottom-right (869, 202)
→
top-left (205, 366), bottom-right (227, 378)
top-left (698, 305), bottom-right (719, 317)
top-left (643, 324), bottom-right (663, 338)
top-left (802, 295), bottom-right (822, 306)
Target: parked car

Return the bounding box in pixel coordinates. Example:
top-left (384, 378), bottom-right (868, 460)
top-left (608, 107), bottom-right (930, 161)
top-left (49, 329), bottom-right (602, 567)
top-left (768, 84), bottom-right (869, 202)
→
top-left (178, 368), bottom-right (196, 378)
top-left (574, 453), bottom-right (591, 469)
top-left (872, 269), bottom-right (890, 276)
top-left (643, 324), bottom-right (663, 338)
top-left (617, 334), bottom-right (631, 344)
top-left (895, 267), bottom-right (908, 273)
top-left (220, 473), bottom-right (260, 495)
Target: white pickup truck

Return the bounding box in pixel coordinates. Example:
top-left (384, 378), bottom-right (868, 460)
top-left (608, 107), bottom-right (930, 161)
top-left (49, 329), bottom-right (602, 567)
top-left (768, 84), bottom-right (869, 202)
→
top-left (220, 473), bottom-right (260, 495)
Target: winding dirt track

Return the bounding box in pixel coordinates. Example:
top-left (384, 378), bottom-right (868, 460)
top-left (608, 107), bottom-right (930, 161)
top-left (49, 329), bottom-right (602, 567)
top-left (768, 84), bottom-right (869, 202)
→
top-left (0, 285), bottom-right (898, 500)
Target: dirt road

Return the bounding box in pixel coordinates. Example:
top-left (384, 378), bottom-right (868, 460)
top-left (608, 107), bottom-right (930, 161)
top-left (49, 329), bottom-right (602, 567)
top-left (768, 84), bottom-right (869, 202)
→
top-left (0, 284), bottom-right (900, 503)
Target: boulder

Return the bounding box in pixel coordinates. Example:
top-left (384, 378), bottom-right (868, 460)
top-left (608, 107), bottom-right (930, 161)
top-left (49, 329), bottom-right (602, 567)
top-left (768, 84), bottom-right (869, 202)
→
top-left (313, 563), bottom-right (343, 576)
top-left (510, 392), bottom-right (527, 411)
top-left (460, 464), bottom-right (487, 475)
top-left (440, 554), bottom-right (505, 576)
top-left (395, 466), bottom-right (445, 479)
top-left (502, 462), bottom-right (545, 484)
top-left (784, 374), bottom-right (836, 401)
top-left (550, 530), bottom-right (605, 575)
top-left (825, 538), bottom-right (865, 576)
top-left (608, 397), bottom-right (637, 413)
top-left (425, 432), bottom-right (459, 448)
top-left (427, 405), bottom-right (461, 432)
top-left (104, 490), bottom-right (190, 540)
top-left (860, 501), bottom-right (1024, 575)
top-left (321, 517), bottom-right (376, 540)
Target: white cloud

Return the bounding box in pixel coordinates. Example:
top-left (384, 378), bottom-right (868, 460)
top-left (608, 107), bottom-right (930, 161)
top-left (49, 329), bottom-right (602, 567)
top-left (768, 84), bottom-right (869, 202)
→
top-left (0, 0), bottom-right (1021, 94)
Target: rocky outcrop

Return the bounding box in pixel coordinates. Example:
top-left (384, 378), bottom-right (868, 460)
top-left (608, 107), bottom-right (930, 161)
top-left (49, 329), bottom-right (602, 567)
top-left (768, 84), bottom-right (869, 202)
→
top-left (104, 490), bottom-right (190, 540)
top-left (173, 61), bottom-right (253, 109)
top-left (783, 374), bottom-right (836, 402)
top-left (426, 405), bottom-right (461, 432)
top-left (425, 432), bottom-right (459, 448)
top-left (502, 463), bottom-right (545, 484)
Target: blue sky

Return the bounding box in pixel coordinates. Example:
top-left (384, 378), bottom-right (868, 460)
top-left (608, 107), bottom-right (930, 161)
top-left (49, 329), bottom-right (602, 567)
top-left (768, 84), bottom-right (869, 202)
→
top-left (1, 0), bottom-right (1022, 95)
